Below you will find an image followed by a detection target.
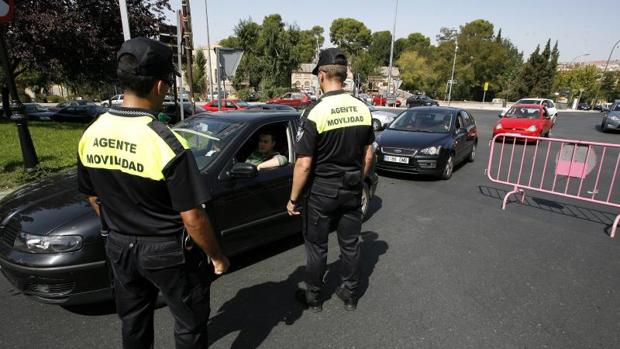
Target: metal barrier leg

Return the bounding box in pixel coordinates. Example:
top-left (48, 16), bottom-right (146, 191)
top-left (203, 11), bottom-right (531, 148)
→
top-left (610, 214), bottom-right (620, 239)
top-left (520, 191), bottom-right (526, 204)
top-left (502, 185), bottom-right (523, 210)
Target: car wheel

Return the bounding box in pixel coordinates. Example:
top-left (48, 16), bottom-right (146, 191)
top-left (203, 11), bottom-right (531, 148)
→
top-left (468, 143), bottom-right (476, 162)
top-left (372, 119), bottom-right (382, 131)
top-left (440, 154), bottom-right (454, 180)
top-left (361, 182), bottom-right (370, 220)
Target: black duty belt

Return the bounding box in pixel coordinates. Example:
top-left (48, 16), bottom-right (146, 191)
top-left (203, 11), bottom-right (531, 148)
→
top-left (108, 231), bottom-right (181, 243)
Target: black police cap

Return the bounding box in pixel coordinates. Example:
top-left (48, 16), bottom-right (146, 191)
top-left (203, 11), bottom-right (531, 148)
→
top-left (312, 48), bottom-right (348, 75)
top-left (117, 37), bottom-right (180, 80)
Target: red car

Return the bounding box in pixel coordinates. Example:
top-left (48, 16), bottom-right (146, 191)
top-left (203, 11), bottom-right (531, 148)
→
top-left (493, 104), bottom-right (555, 138)
top-left (266, 92), bottom-right (311, 109)
top-left (202, 99), bottom-right (250, 112)
top-left (372, 94), bottom-right (401, 107)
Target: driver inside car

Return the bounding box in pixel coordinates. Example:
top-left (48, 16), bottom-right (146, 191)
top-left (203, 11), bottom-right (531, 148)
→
top-left (245, 131), bottom-right (288, 170)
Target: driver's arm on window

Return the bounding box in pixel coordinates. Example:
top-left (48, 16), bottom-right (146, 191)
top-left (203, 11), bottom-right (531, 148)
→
top-left (257, 154), bottom-right (288, 170)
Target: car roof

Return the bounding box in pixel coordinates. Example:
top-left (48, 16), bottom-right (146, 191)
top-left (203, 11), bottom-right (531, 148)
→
top-left (406, 106), bottom-right (461, 113)
top-left (517, 98), bottom-right (547, 102)
top-left (190, 110), bottom-right (300, 124)
top-left (511, 103), bottom-right (542, 108)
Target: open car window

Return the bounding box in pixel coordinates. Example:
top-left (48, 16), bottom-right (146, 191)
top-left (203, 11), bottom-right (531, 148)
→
top-left (234, 122), bottom-right (291, 170)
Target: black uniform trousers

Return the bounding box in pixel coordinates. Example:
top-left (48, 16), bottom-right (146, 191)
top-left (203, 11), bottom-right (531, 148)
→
top-left (106, 232), bottom-right (213, 349)
top-left (302, 178), bottom-right (363, 302)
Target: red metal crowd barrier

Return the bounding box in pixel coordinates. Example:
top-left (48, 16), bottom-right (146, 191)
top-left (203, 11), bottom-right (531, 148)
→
top-left (487, 133), bottom-right (620, 237)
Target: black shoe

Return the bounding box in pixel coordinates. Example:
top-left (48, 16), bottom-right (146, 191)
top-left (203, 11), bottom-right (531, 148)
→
top-left (335, 287), bottom-right (358, 311)
top-left (294, 288), bottom-right (322, 312)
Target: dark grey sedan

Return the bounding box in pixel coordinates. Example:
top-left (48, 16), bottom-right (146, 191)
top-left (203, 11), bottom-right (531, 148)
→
top-left (601, 101), bottom-right (620, 132)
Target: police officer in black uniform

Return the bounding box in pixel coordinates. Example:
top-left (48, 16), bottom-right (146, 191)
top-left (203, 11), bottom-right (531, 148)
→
top-left (77, 37), bottom-right (229, 349)
top-left (287, 48), bottom-right (375, 312)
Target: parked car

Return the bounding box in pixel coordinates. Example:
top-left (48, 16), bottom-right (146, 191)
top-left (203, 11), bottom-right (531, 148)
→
top-left (375, 107), bottom-right (478, 179)
top-left (493, 104), bottom-right (555, 138)
top-left (601, 100), bottom-right (620, 132)
top-left (21, 103), bottom-right (55, 121)
top-left (372, 94), bottom-right (402, 107)
top-left (100, 94), bottom-right (124, 108)
top-left (406, 94), bottom-right (439, 108)
top-left (355, 97), bottom-right (397, 131)
top-left (247, 103), bottom-right (296, 111)
top-left (0, 111), bottom-right (378, 305)
top-left (577, 102), bottom-right (591, 110)
top-left (266, 92), bottom-right (312, 109)
top-left (501, 98), bottom-right (558, 122)
top-left (52, 103), bottom-right (107, 123)
top-left (202, 99), bottom-right (251, 112)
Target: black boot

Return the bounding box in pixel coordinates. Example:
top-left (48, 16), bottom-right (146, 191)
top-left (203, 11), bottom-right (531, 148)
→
top-left (294, 288), bottom-right (322, 312)
top-left (335, 287), bottom-right (358, 311)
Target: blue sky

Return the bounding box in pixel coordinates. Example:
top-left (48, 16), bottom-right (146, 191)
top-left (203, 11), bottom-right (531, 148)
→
top-left (168, 0), bottom-right (618, 63)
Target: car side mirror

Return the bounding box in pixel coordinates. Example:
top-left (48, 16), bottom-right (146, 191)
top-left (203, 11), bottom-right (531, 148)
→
top-left (498, 114), bottom-right (503, 118)
top-left (228, 162), bottom-right (258, 178)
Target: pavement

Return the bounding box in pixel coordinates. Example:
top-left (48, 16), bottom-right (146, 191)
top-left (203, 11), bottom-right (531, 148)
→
top-left (1, 109), bottom-right (620, 348)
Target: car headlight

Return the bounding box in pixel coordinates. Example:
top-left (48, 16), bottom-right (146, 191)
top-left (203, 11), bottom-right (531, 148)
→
top-left (526, 125), bottom-right (538, 132)
top-left (372, 141), bottom-right (379, 151)
top-left (419, 145), bottom-right (441, 155)
top-left (13, 232), bottom-right (83, 253)
top-left (495, 124), bottom-right (503, 130)
top-left (609, 115), bottom-right (619, 121)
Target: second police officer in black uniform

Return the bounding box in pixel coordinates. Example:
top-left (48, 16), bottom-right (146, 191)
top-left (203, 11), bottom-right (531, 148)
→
top-left (287, 48), bottom-right (375, 312)
top-left (77, 37), bottom-right (229, 349)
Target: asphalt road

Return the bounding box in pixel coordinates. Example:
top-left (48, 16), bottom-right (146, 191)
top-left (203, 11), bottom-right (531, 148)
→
top-left (1, 110), bottom-right (620, 348)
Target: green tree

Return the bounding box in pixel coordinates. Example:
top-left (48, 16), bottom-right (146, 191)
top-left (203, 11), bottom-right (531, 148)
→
top-left (553, 64), bottom-right (600, 102)
top-left (351, 51), bottom-right (377, 83)
top-left (192, 49), bottom-right (206, 95)
top-left (329, 18), bottom-right (372, 57)
top-left (369, 31), bottom-right (392, 66)
top-left (396, 50), bottom-right (435, 92)
top-left (2, 0), bottom-right (170, 99)
top-left (600, 71), bottom-right (620, 102)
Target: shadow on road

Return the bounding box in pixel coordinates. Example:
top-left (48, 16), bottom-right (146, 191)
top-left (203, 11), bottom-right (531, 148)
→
top-left (208, 230), bottom-right (388, 348)
top-left (479, 185), bottom-right (618, 235)
top-left (364, 195), bottom-right (383, 222)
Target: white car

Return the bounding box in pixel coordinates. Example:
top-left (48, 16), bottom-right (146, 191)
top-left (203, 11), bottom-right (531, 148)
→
top-left (501, 98), bottom-right (558, 122)
top-left (101, 94), bottom-right (123, 107)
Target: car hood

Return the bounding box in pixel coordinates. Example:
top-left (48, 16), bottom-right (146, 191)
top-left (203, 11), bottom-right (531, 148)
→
top-left (0, 170), bottom-right (93, 235)
top-left (377, 129), bottom-right (452, 149)
top-left (497, 117), bottom-right (543, 128)
top-left (371, 110), bottom-right (396, 122)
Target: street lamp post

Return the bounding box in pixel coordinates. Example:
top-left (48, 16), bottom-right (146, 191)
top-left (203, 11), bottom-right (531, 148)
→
top-left (591, 39), bottom-right (620, 107)
top-left (447, 30), bottom-right (458, 106)
top-left (386, 0), bottom-right (398, 100)
top-left (204, 0), bottom-right (214, 100)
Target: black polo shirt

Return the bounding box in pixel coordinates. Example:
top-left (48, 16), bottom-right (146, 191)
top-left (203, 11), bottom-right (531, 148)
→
top-left (294, 90), bottom-right (375, 178)
top-left (77, 107), bottom-right (210, 236)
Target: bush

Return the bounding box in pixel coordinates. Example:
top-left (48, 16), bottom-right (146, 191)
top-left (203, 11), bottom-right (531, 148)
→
top-left (47, 95), bottom-right (66, 103)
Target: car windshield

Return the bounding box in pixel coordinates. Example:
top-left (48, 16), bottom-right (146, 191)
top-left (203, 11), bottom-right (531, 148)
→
top-left (173, 118), bottom-right (245, 171)
top-left (505, 107), bottom-right (541, 119)
top-left (612, 104), bottom-right (620, 111)
top-left (388, 109), bottom-right (454, 133)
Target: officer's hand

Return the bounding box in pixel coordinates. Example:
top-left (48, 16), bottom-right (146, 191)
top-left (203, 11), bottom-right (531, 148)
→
top-left (212, 255), bottom-right (230, 275)
top-left (287, 200), bottom-right (300, 216)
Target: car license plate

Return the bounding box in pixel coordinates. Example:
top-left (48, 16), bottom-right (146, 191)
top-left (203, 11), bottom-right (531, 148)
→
top-left (384, 155), bottom-right (409, 164)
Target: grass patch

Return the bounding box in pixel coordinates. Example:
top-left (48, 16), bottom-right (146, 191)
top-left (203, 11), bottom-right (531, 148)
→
top-left (0, 120), bottom-right (86, 191)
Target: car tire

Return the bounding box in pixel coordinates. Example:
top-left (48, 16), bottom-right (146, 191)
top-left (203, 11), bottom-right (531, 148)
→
top-left (372, 119), bottom-right (382, 131)
top-left (468, 143), bottom-right (476, 162)
top-left (440, 154), bottom-right (454, 180)
top-left (361, 182), bottom-right (370, 220)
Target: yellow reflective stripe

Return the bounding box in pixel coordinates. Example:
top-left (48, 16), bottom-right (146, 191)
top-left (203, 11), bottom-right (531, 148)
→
top-left (78, 113), bottom-right (177, 181)
top-left (307, 94), bottom-right (372, 133)
top-left (172, 129), bottom-right (190, 149)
